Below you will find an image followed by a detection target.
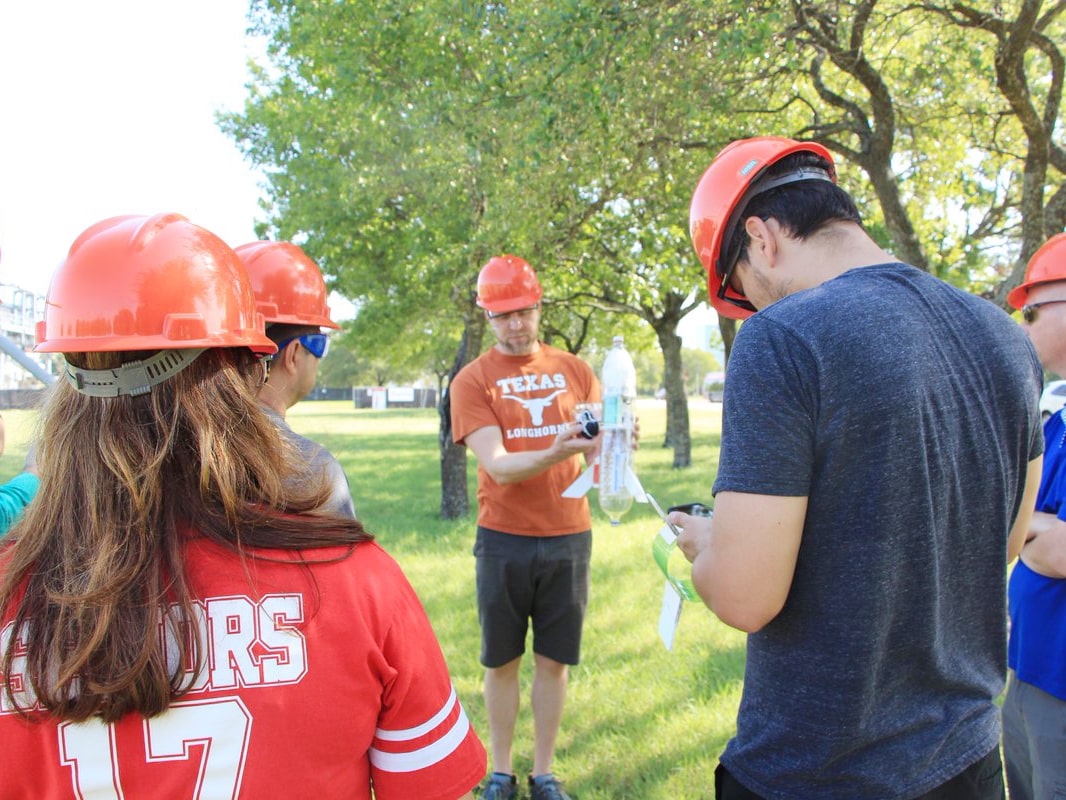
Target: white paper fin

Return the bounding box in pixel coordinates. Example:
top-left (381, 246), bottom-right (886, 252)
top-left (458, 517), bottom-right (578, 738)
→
top-left (626, 466), bottom-right (647, 502)
top-left (561, 464), bottom-right (596, 498)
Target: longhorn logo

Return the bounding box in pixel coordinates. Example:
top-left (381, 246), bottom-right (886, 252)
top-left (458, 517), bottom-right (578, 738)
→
top-left (501, 389), bottom-right (567, 426)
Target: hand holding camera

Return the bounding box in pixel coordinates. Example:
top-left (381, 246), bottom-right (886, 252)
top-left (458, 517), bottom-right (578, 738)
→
top-left (576, 408), bottom-right (599, 439)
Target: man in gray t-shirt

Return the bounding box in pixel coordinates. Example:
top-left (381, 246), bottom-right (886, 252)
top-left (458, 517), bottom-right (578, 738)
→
top-left (674, 137), bottom-right (1043, 799)
top-left (236, 241), bottom-right (357, 520)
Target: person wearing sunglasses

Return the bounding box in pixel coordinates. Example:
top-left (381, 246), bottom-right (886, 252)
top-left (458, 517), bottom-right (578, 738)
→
top-left (1003, 232), bottom-right (1066, 800)
top-left (674, 137), bottom-right (1043, 800)
top-left (236, 241), bottom-right (356, 519)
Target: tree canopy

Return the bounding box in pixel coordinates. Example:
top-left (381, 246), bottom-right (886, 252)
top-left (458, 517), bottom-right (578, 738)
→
top-left (225, 0), bottom-right (1065, 516)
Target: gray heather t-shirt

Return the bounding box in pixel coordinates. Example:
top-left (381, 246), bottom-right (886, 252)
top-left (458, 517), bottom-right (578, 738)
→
top-left (714, 263), bottom-right (1042, 799)
top-left (263, 407), bottom-right (357, 520)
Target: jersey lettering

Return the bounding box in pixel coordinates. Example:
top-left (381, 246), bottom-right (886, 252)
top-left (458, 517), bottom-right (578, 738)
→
top-left (1, 593), bottom-right (307, 715)
top-left (0, 620), bottom-right (35, 713)
top-left (58, 697), bottom-right (252, 799)
top-left (205, 595), bottom-right (307, 690)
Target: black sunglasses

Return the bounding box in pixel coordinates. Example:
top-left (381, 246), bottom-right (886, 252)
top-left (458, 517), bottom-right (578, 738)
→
top-left (1021, 300), bottom-right (1066, 324)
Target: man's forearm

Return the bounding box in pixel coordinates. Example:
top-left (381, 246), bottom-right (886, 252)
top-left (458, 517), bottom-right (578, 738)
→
top-left (484, 447), bottom-right (573, 484)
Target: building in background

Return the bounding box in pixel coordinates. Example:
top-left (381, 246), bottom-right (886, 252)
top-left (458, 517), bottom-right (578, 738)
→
top-left (0, 282), bottom-right (54, 392)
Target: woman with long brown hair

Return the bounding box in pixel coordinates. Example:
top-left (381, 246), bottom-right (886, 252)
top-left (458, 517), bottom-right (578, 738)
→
top-left (0, 213), bottom-right (484, 799)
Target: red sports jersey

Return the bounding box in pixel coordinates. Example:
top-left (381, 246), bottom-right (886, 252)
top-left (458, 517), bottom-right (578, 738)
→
top-left (0, 537), bottom-right (485, 799)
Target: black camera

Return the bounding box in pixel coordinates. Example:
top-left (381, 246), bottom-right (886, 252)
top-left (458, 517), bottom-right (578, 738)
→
top-left (576, 409), bottom-right (599, 439)
top-left (668, 502), bottom-right (713, 517)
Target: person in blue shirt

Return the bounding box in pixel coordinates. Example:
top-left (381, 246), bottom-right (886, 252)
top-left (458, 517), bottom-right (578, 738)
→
top-left (0, 472), bottom-right (37, 535)
top-left (674, 137), bottom-right (1043, 800)
top-left (1003, 232), bottom-right (1066, 800)
top-left (0, 413), bottom-right (38, 537)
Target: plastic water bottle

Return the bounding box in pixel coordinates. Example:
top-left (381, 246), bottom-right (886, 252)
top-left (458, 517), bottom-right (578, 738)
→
top-left (599, 336), bottom-right (636, 525)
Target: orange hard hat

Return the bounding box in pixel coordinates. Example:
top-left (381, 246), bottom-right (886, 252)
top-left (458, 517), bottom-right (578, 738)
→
top-left (476, 254), bottom-right (543, 314)
top-left (234, 241), bottom-right (339, 329)
top-left (690, 136), bottom-right (836, 320)
top-left (1007, 233), bottom-right (1066, 309)
top-left (35, 213), bottom-right (275, 356)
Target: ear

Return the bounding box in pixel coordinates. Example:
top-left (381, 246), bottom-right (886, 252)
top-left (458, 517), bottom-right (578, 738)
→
top-left (276, 340), bottom-right (301, 373)
top-left (743, 216), bottom-right (779, 267)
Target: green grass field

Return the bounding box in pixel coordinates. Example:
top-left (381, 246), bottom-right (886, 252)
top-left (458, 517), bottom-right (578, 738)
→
top-left (0, 399), bottom-right (744, 798)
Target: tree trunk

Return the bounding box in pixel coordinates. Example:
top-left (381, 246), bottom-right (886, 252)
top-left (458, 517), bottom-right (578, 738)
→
top-left (438, 424), bottom-right (469, 518)
top-left (790, 4), bottom-right (930, 273)
top-left (864, 160), bottom-right (929, 271)
top-left (439, 315), bottom-right (485, 519)
top-left (985, 1), bottom-right (1056, 307)
top-left (718, 315), bottom-right (737, 366)
top-left (657, 323), bottom-right (691, 469)
top-left (876, 0), bottom-right (1066, 306)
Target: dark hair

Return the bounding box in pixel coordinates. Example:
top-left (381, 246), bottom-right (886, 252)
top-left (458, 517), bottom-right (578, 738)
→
top-left (265, 323), bottom-right (321, 348)
top-left (1, 347), bottom-right (370, 722)
top-left (725, 151), bottom-right (863, 270)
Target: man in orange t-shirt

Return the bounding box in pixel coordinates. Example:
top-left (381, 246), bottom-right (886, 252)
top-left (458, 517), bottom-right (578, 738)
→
top-left (449, 255), bottom-right (601, 800)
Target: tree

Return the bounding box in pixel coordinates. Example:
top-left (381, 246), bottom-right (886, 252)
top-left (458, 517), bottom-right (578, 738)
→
top-left (227, 1), bottom-right (742, 488)
top-left (226, 1), bottom-right (536, 517)
top-left (314, 334), bottom-right (362, 388)
top-left (632, 346), bottom-right (665, 396)
top-left (705, 0), bottom-right (1064, 298)
top-left (225, 0), bottom-right (1064, 514)
top-left (497, 2), bottom-right (748, 466)
top-left (919, 0), bottom-right (1066, 303)
top-left (316, 324), bottom-right (429, 388)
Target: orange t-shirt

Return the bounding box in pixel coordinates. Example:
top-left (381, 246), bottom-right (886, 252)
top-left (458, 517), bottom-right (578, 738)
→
top-left (450, 343), bottom-right (600, 536)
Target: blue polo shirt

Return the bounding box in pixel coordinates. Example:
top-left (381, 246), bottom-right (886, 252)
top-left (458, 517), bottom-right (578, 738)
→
top-left (1008, 408), bottom-right (1066, 701)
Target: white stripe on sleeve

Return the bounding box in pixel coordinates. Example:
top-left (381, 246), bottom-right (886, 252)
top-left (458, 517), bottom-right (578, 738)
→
top-left (369, 699), bottom-right (472, 774)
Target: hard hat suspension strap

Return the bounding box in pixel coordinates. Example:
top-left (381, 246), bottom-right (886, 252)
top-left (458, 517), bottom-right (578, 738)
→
top-left (64, 348), bottom-right (207, 398)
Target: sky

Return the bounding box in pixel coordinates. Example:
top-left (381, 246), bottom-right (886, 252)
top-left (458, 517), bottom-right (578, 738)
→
top-left (0, 1), bottom-right (269, 300)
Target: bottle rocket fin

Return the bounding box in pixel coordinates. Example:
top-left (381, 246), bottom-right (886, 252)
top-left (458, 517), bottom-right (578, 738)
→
top-left (562, 461), bottom-right (599, 498)
top-left (626, 466), bottom-right (647, 503)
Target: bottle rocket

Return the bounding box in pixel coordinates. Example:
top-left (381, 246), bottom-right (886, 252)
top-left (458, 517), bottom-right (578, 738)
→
top-left (598, 335), bottom-right (637, 524)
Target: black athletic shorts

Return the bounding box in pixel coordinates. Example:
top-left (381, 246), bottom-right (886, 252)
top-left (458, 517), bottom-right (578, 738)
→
top-left (473, 526), bottom-right (591, 668)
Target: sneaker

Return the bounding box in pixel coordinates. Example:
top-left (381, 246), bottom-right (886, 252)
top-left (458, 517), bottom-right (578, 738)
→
top-left (528, 773), bottom-right (573, 800)
top-left (477, 772), bottom-right (517, 800)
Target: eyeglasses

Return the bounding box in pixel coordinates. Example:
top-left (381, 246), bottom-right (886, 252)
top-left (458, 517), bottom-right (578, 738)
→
top-left (275, 332), bottom-right (330, 359)
top-left (717, 257), bottom-right (745, 305)
top-left (256, 353), bottom-right (270, 385)
top-left (714, 220), bottom-right (761, 315)
top-left (1021, 300), bottom-right (1066, 324)
top-left (487, 304), bottom-right (539, 322)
